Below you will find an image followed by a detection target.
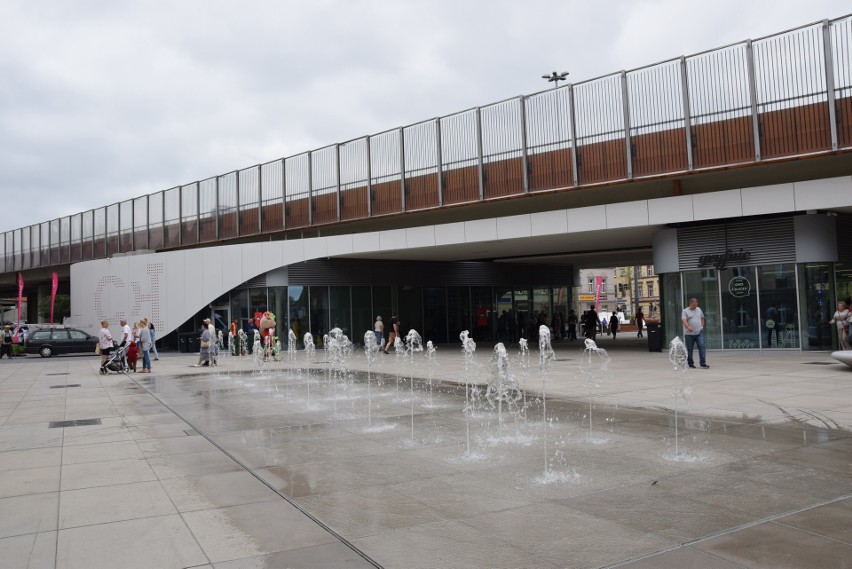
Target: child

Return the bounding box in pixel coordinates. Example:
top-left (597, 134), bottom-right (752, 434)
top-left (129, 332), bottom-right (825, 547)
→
top-left (126, 340), bottom-right (138, 372)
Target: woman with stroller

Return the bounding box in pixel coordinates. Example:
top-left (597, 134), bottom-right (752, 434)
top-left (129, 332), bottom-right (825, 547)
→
top-left (98, 320), bottom-right (114, 365)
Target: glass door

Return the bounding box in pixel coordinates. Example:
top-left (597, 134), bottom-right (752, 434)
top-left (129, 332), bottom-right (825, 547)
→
top-left (720, 267), bottom-right (759, 349)
top-left (758, 264), bottom-right (799, 349)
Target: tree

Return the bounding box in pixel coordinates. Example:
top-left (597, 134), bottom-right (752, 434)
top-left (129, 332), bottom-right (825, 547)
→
top-left (38, 294), bottom-right (71, 323)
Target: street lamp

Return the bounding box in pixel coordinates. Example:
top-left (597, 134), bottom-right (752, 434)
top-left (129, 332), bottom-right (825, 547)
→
top-left (542, 71), bottom-right (569, 88)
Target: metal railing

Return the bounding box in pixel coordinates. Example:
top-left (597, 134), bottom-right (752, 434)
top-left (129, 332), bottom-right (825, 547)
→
top-left (2, 15), bottom-right (851, 273)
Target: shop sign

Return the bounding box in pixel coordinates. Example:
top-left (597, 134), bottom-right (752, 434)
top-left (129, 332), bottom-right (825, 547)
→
top-left (698, 248), bottom-right (751, 270)
top-left (729, 276), bottom-right (751, 298)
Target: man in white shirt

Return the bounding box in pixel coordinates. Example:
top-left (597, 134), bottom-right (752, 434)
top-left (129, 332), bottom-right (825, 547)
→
top-left (119, 320), bottom-right (131, 347)
top-left (681, 297), bottom-right (708, 369)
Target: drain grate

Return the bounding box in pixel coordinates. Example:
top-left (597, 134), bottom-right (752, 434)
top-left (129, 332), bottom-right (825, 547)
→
top-left (48, 418), bottom-right (102, 428)
top-left (50, 384), bottom-right (82, 389)
top-left (803, 362), bottom-right (834, 365)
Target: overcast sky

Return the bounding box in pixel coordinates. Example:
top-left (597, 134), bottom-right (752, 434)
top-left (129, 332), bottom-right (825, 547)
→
top-left (0, 0), bottom-right (847, 232)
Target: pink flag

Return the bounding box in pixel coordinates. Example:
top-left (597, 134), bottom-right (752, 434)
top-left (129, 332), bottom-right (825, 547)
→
top-left (594, 276), bottom-right (603, 313)
top-left (13, 273), bottom-right (23, 343)
top-left (50, 272), bottom-right (58, 324)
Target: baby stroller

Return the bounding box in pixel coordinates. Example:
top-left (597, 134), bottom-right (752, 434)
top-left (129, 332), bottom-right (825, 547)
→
top-left (99, 343), bottom-right (129, 375)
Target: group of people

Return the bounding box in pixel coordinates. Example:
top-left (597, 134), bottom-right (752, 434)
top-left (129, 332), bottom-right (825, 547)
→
top-left (99, 318), bottom-right (158, 373)
top-left (829, 301), bottom-right (852, 351)
top-left (373, 314), bottom-right (400, 353)
top-left (0, 325), bottom-right (28, 358)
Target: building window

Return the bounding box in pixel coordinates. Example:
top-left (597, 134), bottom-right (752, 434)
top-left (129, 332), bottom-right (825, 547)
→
top-left (620, 267), bottom-right (625, 276)
top-left (602, 278), bottom-right (607, 293)
top-left (647, 283), bottom-right (654, 297)
top-left (588, 279), bottom-right (594, 294)
top-left (648, 266), bottom-right (654, 276)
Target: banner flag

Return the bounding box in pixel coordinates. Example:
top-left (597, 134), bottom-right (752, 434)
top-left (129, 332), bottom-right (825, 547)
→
top-left (50, 272), bottom-right (58, 324)
top-left (13, 273), bottom-right (23, 343)
top-left (594, 276), bottom-right (603, 313)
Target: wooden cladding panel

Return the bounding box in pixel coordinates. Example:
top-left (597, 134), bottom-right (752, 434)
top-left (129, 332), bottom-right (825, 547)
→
top-left (312, 193), bottom-right (338, 225)
top-left (148, 226), bottom-right (164, 250)
top-left (483, 156), bottom-right (524, 199)
top-left (341, 187), bottom-right (369, 220)
top-left (285, 198), bottom-right (310, 229)
top-left (838, 96), bottom-right (852, 148)
top-left (238, 210), bottom-right (259, 235)
top-left (577, 138), bottom-right (627, 185)
top-left (528, 149), bottom-right (572, 192)
top-left (133, 230), bottom-right (148, 251)
top-left (218, 212), bottom-right (237, 240)
top-left (632, 128), bottom-right (688, 176)
top-left (692, 115), bottom-right (755, 168)
top-left (405, 173), bottom-right (440, 210)
top-left (70, 243), bottom-right (83, 263)
top-left (261, 203), bottom-right (284, 232)
top-left (198, 218), bottom-right (216, 243)
top-left (371, 181), bottom-right (402, 215)
top-left (443, 165), bottom-right (479, 204)
top-left (760, 101), bottom-right (830, 158)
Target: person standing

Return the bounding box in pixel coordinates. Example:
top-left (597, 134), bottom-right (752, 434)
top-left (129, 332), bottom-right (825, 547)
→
top-left (635, 309), bottom-right (645, 338)
top-left (681, 297), bottom-right (709, 368)
top-left (149, 321), bottom-right (159, 360)
top-left (195, 323), bottom-right (211, 367)
top-left (208, 321), bottom-right (219, 366)
top-left (829, 301), bottom-right (851, 351)
top-left (138, 317), bottom-right (152, 373)
top-left (584, 306), bottom-right (600, 341)
top-left (118, 319), bottom-right (131, 348)
top-left (384, 314), bottom-right (399, 354)
top-left (373, 315), bottom-right (384, 347)
top-left (98, 320), bottom-right (114, 365)
top-left (0, 325), bottom-right (13, 359)
top-left (609, 313), bottom-right (620, 339)
top-left (566, 310), bottom-right (578, 341)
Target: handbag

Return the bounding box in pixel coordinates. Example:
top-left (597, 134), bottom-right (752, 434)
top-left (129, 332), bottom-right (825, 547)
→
top-left (200, 340), bottom-right (210, 349)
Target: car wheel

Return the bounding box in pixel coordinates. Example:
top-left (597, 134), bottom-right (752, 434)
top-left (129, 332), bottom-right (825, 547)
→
top-left (39, 346), bottom-right (53, 358)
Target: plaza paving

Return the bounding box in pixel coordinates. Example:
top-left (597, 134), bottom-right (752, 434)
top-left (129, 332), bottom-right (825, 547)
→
top-left (0, 336), bottom-right (850, 568)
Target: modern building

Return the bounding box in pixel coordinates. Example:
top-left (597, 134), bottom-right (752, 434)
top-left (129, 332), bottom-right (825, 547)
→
top-left (1, 16), bottom-right (851, 352)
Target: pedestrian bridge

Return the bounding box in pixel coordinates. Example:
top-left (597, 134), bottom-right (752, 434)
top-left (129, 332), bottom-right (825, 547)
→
top-left (1, 16), bottom-right (851, 284)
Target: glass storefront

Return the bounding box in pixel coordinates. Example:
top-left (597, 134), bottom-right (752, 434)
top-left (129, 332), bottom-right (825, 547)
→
top-left (189, 283), bottom-right (572, 348)
top-left (665, 262), bottom-right (844, 351)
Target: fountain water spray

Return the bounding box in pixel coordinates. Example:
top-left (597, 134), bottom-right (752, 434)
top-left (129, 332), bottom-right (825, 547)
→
top-left (488, 343), bottom-right (523, 435)
top-left (404, 329), bottom-right (424, 444)
top-left (424, 341), bottom-right (438, 409)
top-left (581, 338), bottom-right (610, 442)
top-left (288, 329), bottom-right (298, 362)
top-left (252, 329), bottom-right (264, 371)
top-left (364, 331), bottom-right (380, 428)
top-left (303, 333), bottom-right (316, 405)
top-left (538, 325), bottom-right (557, 477)
top-left (458, 330), bottom-right (484, 460)
top-left (326, 328), bottom-right (353, 420)
top-left (518, 338), bottom-right (530, 419)
top-left (668, 336), bottom-right (693, 459)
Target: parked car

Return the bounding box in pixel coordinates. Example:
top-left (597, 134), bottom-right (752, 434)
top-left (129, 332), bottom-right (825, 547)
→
top-left (25, 328), bottom-right (98, 358)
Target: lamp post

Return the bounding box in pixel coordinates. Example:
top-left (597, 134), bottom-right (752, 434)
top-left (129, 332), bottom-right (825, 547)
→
top-left (542, 71), bottom-right (569, 89)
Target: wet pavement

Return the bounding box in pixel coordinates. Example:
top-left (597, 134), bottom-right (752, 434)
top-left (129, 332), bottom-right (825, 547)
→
top-left (0, 336), bottom-right (850, 568)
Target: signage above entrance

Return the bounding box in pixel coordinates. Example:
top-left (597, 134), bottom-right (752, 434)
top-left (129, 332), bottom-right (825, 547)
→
top-left (698, 248), bottom-right (751, 270)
